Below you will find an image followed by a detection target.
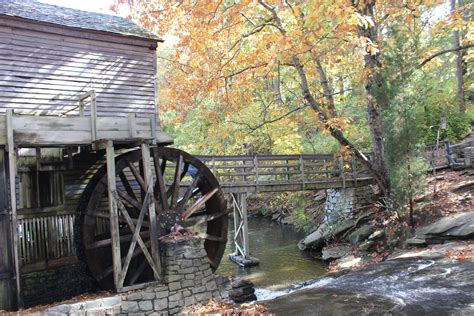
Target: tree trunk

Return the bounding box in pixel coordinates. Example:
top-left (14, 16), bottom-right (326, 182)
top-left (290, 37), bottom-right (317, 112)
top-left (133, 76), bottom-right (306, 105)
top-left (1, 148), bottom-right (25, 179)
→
top-left (451, 0), bottom-right (466, 112)
top-left (356, 0), bottom-right (391, 197)
top-left (292, 57), bottom-right (389, 196)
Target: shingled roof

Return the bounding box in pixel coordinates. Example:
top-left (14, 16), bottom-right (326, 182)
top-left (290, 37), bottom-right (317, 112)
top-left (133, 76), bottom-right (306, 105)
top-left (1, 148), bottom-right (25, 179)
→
top-left (0, 0), bottom-right (160, 41)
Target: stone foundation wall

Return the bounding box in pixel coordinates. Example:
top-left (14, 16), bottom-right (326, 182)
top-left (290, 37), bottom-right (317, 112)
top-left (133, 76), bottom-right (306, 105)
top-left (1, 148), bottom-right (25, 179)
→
top-left (324, 186), bottom-right (375, 223)
top-left (45, 237), bottom-right (229, 315)
top-left (22, 261), bottom-right (97, 308)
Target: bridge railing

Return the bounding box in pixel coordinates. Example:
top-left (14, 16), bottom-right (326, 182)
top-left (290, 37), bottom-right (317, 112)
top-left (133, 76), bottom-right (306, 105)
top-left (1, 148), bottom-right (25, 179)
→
top-left (195, 154), bottom-right (371, 187)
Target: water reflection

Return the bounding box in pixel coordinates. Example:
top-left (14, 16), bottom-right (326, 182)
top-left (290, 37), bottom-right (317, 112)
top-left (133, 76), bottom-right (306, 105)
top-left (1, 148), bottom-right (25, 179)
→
top-left (217, 217), bottom-right (327, 290)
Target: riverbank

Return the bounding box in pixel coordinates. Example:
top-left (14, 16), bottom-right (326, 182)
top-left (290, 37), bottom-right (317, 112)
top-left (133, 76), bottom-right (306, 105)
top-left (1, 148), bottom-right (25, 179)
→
top-left (250, 168), bottom-right (473, 273)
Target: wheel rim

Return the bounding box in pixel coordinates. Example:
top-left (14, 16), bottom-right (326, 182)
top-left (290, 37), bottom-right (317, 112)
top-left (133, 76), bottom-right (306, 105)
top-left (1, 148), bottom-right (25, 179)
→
top-left (75, 147), bottom-right (228, 289)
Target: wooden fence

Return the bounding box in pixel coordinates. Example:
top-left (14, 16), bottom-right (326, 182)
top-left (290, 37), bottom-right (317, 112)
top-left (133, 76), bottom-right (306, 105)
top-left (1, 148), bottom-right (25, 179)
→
top-left (17, 212), bottom-right (76, 270)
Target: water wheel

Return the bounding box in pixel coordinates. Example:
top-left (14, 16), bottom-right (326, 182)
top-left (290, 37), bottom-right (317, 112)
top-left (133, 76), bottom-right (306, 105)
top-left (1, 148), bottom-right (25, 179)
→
top-left (75, 147), bottom-right (228, 290)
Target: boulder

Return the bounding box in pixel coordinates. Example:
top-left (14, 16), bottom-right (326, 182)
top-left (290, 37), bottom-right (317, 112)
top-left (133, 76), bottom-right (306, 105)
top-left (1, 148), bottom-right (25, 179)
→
top-left (229, 279), bottom-right (257, 303)
top-left (322, 245), bottom-right (351, 261)
top-left (337, 255), bottom-right (362, 269)
top-left (298, 219), bottom-right (357, 251)
top-left (368, 230), bottom-right (384, 240)
top-left (348, 225), bottom-right (376, 245)
top-left (409, 211), bottom-right (474, 245)
top-left (358, 240), bottom-right (375, 251)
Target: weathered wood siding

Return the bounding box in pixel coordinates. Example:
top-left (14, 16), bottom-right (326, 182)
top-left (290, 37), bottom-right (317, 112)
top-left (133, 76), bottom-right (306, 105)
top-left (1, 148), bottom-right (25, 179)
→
top-left (0, 17), bottom-right (157, 117)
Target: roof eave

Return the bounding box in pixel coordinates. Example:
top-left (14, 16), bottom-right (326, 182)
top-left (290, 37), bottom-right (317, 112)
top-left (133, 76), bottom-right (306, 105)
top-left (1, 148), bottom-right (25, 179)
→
top-left (0, 13), bottom-right (164, 48)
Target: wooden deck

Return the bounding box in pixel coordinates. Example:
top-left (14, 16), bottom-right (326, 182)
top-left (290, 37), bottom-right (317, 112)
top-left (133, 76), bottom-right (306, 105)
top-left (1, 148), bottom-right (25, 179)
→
top-left (0, 91), bottom-right (173, 147)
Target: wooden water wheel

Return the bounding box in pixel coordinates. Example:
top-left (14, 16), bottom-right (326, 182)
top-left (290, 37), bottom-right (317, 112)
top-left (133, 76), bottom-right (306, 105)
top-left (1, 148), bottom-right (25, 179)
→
top-left (75, 147), bottom-right (228, 290)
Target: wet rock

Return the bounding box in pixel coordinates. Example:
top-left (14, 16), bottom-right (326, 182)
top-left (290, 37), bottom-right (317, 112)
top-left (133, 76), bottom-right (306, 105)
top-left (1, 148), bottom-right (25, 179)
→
top-left (359, 240), bottom-right (375, 251)
top-left (348, 225), bottom-right (376, 244)
top-left (298, 222), bottom-right (330, 250)
top-left (406, 238), bottom-right (428, 246)
top-left (229, 279), bottom-right (256, 303)
top-left (322, 245), bottom-right (351, 261)
top-left (368, 230), bottom-right (384, 240)
top-left (410, 211), bottom-right (474, 245)
top-left (298, 219), bottom-right (357, 251)
top-left (337, 255), bottom-right (362, 269)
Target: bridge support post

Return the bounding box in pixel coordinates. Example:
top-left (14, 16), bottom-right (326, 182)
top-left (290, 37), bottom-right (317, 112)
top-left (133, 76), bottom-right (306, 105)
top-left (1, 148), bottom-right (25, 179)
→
top-left (229, 193), bottom-right (259, 268)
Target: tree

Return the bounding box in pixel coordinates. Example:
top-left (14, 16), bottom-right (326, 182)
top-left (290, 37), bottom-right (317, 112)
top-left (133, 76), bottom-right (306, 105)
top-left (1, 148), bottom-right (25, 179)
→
top-left (113, 0), bottom-right (472, 199)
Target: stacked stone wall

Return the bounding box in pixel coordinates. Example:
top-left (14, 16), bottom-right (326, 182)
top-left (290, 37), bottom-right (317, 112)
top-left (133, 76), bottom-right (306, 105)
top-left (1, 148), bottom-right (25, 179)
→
top-left (44, 237), bottom-right (229, 315)
top-left (22, 261), bottom-right (97, 308)
top-left (324, 186), bottom-right (375, 222)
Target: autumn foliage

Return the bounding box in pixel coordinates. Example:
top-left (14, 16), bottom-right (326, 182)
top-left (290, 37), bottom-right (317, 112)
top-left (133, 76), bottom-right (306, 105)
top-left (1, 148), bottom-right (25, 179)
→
top-left (113, 0), bottom-right (472, 198)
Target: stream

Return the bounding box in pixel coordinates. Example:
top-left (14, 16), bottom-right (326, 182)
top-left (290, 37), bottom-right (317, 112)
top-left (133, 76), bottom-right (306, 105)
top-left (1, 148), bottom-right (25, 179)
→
top-left (216, 218), bottom-right (474, 315)
top-left (216, 217), bottom-right (327, 296)
top-left (264, 255), bottom-right (474, 315)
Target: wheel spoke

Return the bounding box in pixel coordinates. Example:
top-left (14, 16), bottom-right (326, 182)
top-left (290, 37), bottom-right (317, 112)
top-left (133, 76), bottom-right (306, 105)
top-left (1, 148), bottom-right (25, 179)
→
top-left (177, 166), bottom-right (202, 213)
top-left (86, 231), bottom-right (149, 250)
top-left (127, 159), bottom-right (147, 192)
top-left (169, 154), bottom-right (183, 210)
top-left (129, 257), bottom-right (148, 285)
top-left (182, 188), bottom-right (218, 219)
top-left (152, 150), bottom-right (168, 211)
top-left (117, 188), bottom-right (142, 211)
top-left (183, 210), bottom-right (229, 227)
top-left (97, 240), bottom-right (151, 280)
top-left (181, 162), bottom-right (190, 180)
top-left (89, 211), bottom-right (149, 228)
top-left (119, 171), bottom-right (137, 201)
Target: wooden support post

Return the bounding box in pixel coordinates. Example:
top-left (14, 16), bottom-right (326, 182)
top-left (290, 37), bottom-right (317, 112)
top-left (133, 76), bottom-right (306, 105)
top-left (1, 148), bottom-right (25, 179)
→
top-left (105, 140), bottom-right (122, 290)
top-left (253, 156), bottom-right (259, 192)
top-left (339, 157), bottom-right (346, 188)
top-left (299, 155), bottom-right (305, 190)
top-left (141, 143), bottom-right (162, 280)
top-left (150, 115), bottom-right (157, 145)
top-left (79, 99), bottom-right (84, 116)
top-left (0, 149), bottom-right (14, 311)
top-left (128, 114), bottom-right (137, 138)
top-left (6, 110), bottom-right (22, 309)
top-left (90, 91), bottom-right (97, 142)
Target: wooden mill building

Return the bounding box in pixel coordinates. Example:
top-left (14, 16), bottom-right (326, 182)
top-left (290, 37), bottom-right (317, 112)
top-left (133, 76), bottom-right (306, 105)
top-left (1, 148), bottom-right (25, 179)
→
top-left (0, 0), bottom-right (179, 310)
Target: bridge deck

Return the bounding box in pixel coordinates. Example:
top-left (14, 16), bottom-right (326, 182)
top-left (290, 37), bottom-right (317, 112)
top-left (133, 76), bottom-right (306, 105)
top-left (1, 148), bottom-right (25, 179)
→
top-left (195, 154), bottom-right (373, 193)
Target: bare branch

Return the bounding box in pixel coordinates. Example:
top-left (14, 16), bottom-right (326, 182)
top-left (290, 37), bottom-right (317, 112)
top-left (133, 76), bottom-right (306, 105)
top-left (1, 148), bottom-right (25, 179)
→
top-left (221, 63), bottom-right (267, 79)
top-left (417, 43), bottom-right (473, 69)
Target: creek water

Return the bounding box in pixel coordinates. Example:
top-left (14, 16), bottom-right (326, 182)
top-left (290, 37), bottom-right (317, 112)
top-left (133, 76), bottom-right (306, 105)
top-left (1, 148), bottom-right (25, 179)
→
top-left (215, 218), bottom-right (474, 314)
top-left (216, 217), bottom-right (327, 296)
top-left (264, 256), bottom-right (474, 315)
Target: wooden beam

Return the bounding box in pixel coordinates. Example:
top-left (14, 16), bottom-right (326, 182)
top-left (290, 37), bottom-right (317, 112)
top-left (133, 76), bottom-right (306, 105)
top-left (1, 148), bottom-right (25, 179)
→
top-left (90, 90), bottom-right (97, 142)
top-left (141, 143), bottom-right (161, 280)
top-left (6, 109), bottom-right (22, 309)
top-left (128, 113), bottom-right (137, 138)
top-left (105, 140), bottom-right (122, 290)
top-left (0, 148), bottom-right (14, 311)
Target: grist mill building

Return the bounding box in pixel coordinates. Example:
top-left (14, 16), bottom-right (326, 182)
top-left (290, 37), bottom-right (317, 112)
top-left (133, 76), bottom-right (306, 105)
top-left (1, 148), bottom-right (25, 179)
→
top-left (0, 0), bottom-right (229, 311)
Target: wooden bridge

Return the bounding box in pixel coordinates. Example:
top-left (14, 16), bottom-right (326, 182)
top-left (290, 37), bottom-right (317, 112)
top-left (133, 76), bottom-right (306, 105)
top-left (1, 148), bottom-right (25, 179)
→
top-left (196, 154), bottom-right (373, 194)
top-left (194, 154), bottom-right (373, 266)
